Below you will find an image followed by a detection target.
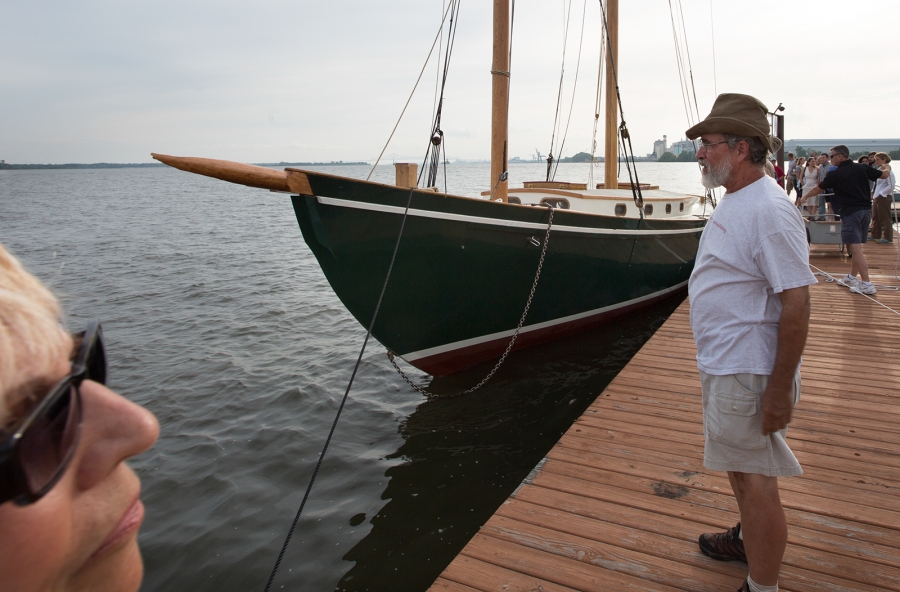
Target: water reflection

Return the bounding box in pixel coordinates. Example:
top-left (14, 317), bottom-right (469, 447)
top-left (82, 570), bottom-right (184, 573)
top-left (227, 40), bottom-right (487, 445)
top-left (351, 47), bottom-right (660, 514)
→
top-left (336, 295), bottom-right (684, 591)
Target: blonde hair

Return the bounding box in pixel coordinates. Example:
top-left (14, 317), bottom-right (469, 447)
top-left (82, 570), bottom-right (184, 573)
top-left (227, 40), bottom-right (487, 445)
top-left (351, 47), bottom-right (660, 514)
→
top-left (0, 244), bottom-right (72, 429)
top-left (875, 152), bottom-right (892, 163)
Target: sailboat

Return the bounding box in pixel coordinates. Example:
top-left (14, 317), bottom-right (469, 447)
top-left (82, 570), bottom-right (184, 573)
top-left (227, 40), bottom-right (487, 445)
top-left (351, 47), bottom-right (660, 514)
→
top-left (152, 0), bottom-right (706, 377)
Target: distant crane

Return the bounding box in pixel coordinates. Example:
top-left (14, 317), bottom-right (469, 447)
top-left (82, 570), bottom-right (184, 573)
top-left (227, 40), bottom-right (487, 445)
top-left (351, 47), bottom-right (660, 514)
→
top-left (534, 149), bottom-right (542, 162)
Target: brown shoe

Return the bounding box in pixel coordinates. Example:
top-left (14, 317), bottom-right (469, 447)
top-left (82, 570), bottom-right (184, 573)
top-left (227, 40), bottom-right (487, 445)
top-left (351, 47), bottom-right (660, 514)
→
top-left (699, 522), bottom-right (747, 562)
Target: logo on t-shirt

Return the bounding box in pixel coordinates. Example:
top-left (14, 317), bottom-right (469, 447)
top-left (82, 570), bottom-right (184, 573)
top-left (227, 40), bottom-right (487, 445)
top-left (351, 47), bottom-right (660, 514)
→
top-left (712, 220), bottom-right (727, 234)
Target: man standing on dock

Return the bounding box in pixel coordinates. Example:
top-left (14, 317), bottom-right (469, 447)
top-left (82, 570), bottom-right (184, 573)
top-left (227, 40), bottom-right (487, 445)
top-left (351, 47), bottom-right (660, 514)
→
top-left (685, 94), bottom-right (817, 592)
top-left (801, 144), bottom-right (890, 295)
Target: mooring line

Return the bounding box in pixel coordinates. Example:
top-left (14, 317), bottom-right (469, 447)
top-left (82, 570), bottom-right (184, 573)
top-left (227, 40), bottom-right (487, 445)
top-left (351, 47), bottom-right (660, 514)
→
top-left (809, 263), bottom-right (900, 318)
top-left (262, 187), bottom-right (417, 592)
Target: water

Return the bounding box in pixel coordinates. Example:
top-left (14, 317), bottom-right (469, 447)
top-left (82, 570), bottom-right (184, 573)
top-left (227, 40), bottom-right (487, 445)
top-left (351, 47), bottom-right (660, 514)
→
top-left (0, 161), bottom-right (706, 591)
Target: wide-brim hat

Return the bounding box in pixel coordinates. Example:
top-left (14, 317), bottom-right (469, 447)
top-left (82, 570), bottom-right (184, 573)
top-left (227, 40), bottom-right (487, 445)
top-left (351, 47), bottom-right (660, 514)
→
top-left (686, 93), bottom-right (782, 154)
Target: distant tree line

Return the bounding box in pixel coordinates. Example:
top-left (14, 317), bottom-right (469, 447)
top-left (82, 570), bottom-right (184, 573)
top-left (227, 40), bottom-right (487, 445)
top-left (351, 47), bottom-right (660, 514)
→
top-left (560, 152), bottom-right (601, 163)
top-left (657, 151), bottom-right (696, 162)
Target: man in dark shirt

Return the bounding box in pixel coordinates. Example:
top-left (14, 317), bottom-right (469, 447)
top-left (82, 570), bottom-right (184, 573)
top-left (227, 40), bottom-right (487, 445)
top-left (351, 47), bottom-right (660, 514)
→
top-left (802, 144), bottom-right (890, 295)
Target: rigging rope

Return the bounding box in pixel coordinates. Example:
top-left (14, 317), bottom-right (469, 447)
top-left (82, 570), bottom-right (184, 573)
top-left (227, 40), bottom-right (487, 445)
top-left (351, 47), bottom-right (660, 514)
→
top-left (667, 0), bottom-right (696, 127)
top-left (587, 5), bottom-right (607, 189)
top-left (596, 0), bottom-right (644, 217)
top-left (550, 0), bottom-right (589, 182)
top-left (261, 184), bottom-right (417, 591)
top-left (667, 0), bottom-right (718, 211)
top-left (809, 264), bottom-right (900, 318)
top-left (424, 0), bottom-right (462, 190)
top-left (679, 5), bottom-right (703, 127)
top-left (432, 1), bottom-right (446, 126)
top-left (367, 2), bottom-right (455, 181)
top-left (546, 0), bottom-right (575, 181)
top-left (266, 8), bottom-right (466, 588)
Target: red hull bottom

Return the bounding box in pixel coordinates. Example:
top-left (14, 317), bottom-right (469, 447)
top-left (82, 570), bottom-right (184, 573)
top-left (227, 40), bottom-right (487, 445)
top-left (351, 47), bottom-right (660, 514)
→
top-left (405, 285), bottom-right (687, 376)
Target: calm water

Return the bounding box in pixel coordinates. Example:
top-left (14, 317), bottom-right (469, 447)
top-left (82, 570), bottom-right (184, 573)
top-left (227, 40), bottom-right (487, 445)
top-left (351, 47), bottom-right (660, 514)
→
top-left (1, 161), bottom-right (706, 591)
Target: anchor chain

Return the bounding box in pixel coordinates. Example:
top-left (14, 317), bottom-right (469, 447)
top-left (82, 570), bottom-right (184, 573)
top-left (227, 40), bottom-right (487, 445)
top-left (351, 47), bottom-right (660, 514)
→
top-left (387, 205), bottom-right (555, 397)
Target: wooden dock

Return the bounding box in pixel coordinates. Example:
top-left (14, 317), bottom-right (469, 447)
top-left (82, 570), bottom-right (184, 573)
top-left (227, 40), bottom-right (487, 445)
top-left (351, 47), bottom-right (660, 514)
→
top-left (430, 241), bottom-right (900, 591)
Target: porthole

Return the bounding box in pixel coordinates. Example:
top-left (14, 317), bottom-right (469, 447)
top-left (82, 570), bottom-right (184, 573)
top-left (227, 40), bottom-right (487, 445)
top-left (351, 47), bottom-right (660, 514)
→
top-left (679, 202), bottom-right (685, 212)
top-left (665, 203), bottom-right (672, 214)
top-left (615, 203), bottom-right (627, 216)
top-left (644, 204), bottom-right (653, 215)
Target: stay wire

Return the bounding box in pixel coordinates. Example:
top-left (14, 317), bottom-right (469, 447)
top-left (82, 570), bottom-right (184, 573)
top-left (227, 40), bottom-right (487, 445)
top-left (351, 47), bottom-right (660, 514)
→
top-left (262, 184), bottom-right (418, 592)
top-left (676, 0), bottom-right (703, 123)
top-left (425, 5), bottom-right (460, 189)
top-left (596, 0), bottom-right (644, 216)
top-left (551, 0), bottom-right (588, 182)
top-left (431, 1), bottom-right (445, 124)
top-left (588, 11), bottom-right (606, 188)
top-left (425, 0), bottom-right (461, 189)
top-left (667, 0), bottom-right (717, 210)
top-left (546, 0), bottom-right (574, 181)
top-left (667, 0), bottom-right (694, 127)
top-left (367, 2), bottom-right (455, 181)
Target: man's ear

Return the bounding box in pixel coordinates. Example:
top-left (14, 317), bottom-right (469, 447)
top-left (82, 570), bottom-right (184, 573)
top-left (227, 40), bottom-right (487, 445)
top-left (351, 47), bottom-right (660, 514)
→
top-left (734, 139), bottom-right (752, 163)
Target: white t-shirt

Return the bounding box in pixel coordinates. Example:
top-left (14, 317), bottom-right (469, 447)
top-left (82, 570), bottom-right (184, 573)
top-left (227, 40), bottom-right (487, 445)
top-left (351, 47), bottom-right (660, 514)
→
top-left (874, 169), bottom-right (896, 198)
top-left (689, 175), bottom-right (817, 375)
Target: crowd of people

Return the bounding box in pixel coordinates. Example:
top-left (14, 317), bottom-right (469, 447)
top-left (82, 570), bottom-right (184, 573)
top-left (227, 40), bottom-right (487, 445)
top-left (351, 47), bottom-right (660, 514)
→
top-left (781, 149), bottom-right (896, 244)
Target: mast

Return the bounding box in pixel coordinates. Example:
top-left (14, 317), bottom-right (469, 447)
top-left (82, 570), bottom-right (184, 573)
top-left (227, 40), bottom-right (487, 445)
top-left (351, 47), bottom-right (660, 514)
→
top-left (490, 0), bottom-right (510, 202)
top-left (603, 0), bottom-right (618, 189)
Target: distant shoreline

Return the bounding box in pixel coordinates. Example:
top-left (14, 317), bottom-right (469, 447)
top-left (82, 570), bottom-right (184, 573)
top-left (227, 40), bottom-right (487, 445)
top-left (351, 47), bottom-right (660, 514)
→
top-left (0, 161), bottom-right (368, 170)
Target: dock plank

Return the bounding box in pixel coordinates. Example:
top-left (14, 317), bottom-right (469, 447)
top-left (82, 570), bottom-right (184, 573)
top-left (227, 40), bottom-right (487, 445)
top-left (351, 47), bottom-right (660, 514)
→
top-left (430, 242), bottom-right (900, 590)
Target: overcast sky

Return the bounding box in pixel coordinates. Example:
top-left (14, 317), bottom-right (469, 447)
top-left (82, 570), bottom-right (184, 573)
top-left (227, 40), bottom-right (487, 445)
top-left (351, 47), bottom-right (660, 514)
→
top-left (2, 0), bottom-right (897, 164)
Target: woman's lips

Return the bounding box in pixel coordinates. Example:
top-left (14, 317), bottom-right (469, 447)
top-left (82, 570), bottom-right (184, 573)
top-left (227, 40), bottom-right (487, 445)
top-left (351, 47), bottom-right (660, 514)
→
top-left (90, 497), bottom-right (145, 560)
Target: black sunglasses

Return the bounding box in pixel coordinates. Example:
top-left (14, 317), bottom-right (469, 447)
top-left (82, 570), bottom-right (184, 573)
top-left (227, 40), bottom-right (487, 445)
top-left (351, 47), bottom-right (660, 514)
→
top-left (0, 320), bottom-right (106, 506)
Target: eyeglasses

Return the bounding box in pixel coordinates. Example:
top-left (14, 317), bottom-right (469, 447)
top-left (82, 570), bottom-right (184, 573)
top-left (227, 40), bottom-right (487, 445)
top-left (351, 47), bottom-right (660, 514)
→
top-left (0, 320), bottom-right (106, 506)
top-left (829, 153), bottom-right (840, 159)
top-left (699, 140), bottom-right (729, 150)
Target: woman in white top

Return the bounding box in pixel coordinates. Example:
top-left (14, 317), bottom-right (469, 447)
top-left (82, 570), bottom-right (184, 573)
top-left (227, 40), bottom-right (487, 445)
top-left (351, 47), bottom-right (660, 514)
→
top-left (800, 158), bottom-right (820, 217)
top-left (871, 152), bottom-right (895, 243)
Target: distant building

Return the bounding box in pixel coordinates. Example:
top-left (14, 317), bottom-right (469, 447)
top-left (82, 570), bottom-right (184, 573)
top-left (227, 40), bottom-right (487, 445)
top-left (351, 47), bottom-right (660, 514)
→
top-left (651, 135), bottom-right (668, 159)
top-left (670, 138), bottom-right (696, 156)
top-left (784, 139), bottom-right (900, 155)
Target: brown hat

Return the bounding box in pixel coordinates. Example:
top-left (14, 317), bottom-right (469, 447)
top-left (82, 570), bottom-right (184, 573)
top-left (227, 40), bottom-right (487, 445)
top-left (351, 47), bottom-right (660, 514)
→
top-left (686, 93), bottom-right (782, 154)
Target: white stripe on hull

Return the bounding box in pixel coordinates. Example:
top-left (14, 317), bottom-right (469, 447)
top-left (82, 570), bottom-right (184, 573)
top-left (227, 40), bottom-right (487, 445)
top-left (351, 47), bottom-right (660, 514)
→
top-left (400, 280), bottom-right (688, 363)
top-left (316, 196), bottom-right (704, 236)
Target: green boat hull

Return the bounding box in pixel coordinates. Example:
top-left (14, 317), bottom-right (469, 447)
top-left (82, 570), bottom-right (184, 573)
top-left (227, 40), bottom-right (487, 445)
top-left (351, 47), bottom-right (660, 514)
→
top-left (290, 170), bottom-right (704, 375)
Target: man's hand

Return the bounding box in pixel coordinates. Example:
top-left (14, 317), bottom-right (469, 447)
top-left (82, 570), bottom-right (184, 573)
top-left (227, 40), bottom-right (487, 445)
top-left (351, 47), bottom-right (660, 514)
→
top-left (761, 384), bottom-right (794, 435)
top-left (761, 286), bottom-right (811, 435)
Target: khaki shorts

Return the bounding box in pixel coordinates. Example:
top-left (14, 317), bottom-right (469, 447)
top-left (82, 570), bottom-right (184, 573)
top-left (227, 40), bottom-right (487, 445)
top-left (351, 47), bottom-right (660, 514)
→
top-left (700, 370), bottom-right (802, 477)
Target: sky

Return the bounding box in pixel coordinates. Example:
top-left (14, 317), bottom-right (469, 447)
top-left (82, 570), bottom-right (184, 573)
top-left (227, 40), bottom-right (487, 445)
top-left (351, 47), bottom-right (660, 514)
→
top-left (1, 0), bottom-right (898, 164)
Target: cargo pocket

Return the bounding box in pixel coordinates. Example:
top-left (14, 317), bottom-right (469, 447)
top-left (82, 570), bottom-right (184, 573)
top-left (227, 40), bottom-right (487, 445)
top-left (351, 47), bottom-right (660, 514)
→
top-left (706, 376), bottom-right (766, 449)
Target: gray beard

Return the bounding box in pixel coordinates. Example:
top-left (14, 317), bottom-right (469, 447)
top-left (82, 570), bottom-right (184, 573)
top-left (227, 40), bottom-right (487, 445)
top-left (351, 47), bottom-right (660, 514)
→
top-left (699, 157), bottom-right (733, 189)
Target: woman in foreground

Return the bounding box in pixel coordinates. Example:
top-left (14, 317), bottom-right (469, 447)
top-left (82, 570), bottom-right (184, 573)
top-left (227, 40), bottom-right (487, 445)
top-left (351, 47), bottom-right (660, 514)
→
top-left (0, 243), bottom-right (159, 592)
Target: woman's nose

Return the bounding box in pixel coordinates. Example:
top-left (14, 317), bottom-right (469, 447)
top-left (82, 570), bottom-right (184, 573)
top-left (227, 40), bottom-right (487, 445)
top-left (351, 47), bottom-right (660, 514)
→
top-left (74, 380), bottom-right (160, 490)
